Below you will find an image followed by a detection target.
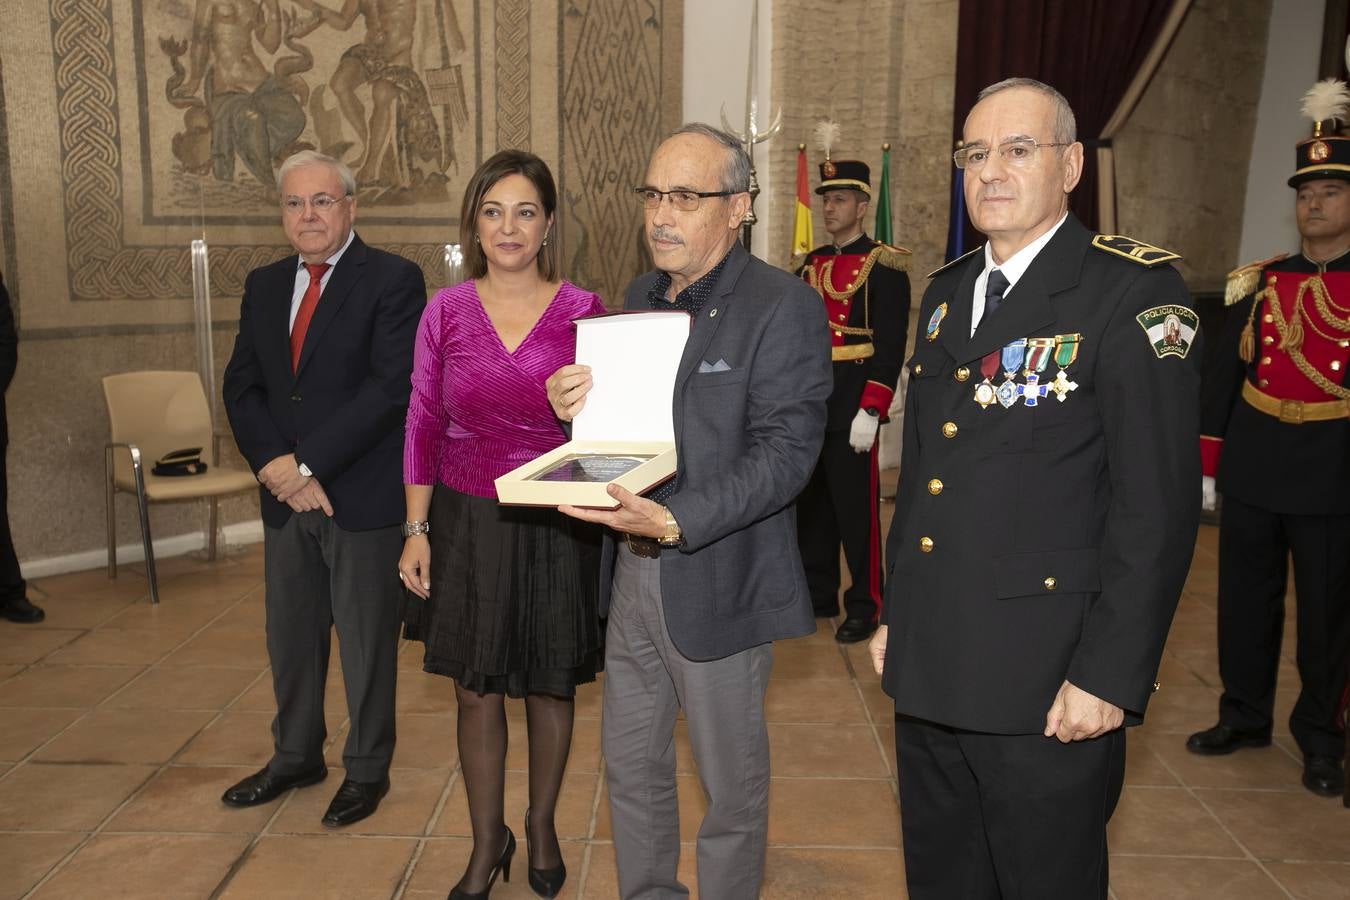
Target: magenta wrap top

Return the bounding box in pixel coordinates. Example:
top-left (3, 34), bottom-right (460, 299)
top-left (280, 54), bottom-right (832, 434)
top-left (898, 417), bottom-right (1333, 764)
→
top-left (403, 280), bottom-right (606, 498)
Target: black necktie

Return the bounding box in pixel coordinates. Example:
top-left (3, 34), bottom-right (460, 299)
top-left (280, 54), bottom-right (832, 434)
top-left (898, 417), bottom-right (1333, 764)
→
top-left (983, 268), bottom-right (1010, 322)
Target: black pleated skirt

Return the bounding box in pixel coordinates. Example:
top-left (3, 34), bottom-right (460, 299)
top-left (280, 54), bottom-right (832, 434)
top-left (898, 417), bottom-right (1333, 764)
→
top-left (403, 483), bottom-right (604, 698)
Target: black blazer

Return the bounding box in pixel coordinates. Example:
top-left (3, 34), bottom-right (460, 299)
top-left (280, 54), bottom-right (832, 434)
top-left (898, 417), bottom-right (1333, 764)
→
top-left (881, 216), bottom-right (1201, 733)
top-left (223, 234), bottom-right (425, 531)
top-left (598, 243), bottom-right (832, 661)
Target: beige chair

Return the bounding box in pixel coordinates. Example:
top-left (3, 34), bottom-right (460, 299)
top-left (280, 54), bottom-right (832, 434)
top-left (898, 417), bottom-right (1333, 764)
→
top-left (102, 371), bottom-right (257, 603)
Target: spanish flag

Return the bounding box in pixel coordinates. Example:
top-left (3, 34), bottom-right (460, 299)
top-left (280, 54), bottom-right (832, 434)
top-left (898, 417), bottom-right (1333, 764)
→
top-left (791, 145), bottom-right (813, 259)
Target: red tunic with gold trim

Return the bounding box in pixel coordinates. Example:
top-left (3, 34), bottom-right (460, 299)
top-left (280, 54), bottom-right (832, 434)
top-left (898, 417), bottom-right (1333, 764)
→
top-left (796, 234), bottom-right (911, 431)
top-left (1201, 251), bottom-right (1350, 514)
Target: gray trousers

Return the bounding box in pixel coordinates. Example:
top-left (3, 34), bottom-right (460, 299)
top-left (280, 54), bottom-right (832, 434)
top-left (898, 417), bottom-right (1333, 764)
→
top-left (263, 511), bottom-right (403, 782)
top-left (603, 546), bottom-right (774, 900)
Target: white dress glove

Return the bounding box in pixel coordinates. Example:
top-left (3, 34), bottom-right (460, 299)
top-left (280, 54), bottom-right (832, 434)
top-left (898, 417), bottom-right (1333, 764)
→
top-left (849, 409), bottom-right (880, 453)
top-left (1201, 475), bottom-right (1217, 512)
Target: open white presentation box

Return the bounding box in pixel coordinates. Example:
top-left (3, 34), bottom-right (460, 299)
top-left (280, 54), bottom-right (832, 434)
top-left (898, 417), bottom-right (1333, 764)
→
top-left (494, 310), bottom-right (690, 508)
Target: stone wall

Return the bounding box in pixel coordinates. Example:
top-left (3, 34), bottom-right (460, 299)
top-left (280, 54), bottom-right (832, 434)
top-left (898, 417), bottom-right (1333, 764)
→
top-left (1113, 0), bottom-right (1272, 290)
top-left (1, 0), bottom-right (682, 567)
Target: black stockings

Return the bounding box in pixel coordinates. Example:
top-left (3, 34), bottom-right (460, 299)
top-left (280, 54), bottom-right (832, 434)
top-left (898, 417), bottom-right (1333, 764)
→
top-left (452, 685), bottom-right (575, 892)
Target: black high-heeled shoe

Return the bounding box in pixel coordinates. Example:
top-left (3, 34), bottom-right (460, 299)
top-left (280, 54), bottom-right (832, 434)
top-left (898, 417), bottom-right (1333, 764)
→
top-left (524, 808), bottom-right (567, 898)
top-left (447, 827), bottom-right (515, 900)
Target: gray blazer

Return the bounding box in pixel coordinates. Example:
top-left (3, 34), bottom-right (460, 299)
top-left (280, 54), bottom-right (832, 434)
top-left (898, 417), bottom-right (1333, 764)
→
top-left (599, 243), bottom-right (832, 660)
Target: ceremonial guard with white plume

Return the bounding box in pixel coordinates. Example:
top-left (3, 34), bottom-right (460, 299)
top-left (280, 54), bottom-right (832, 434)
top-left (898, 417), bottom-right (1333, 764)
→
top-left (795, 121), bottom-right (911, 644)
top-left (1187, 75), bottom-right (1350, 799)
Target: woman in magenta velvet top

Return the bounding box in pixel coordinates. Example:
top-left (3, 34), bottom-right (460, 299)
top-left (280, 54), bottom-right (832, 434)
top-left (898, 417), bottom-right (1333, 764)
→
top-left (397, 150), bottom-right (603, 900)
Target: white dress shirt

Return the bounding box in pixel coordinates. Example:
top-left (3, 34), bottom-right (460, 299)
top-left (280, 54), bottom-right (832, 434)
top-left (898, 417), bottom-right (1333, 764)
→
top-left (969, 213), bottom-right (1069, 337)
top-left (289, 229), bottom-right (356, 332)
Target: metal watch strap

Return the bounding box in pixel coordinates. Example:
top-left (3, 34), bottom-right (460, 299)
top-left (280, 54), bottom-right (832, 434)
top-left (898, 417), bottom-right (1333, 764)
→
top-left (401, 520), bottom-right (431, 538)
top-left (657, 507), bottom-right (682, 547)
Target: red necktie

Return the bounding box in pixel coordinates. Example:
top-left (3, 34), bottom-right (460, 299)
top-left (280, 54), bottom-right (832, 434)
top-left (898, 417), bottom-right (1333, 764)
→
top-left (290, 262), bottom-right (330, 372)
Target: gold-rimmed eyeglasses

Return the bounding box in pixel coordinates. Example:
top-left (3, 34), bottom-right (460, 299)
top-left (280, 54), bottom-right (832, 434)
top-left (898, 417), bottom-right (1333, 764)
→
top-left (281, 194), bottom-right (352, 215)
top-left (634, 187), bottom-right (738, 211)
top-left (954, 140), bottom-right (1069, 171)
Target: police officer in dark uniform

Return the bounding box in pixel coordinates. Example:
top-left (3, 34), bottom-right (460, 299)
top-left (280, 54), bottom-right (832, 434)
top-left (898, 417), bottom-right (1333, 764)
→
top-left (869, 78), bottom-right (1200, 898)
top-left (1186, 98), bottom-right (1350, 798)
top-left (796, 159), bottom-right (910, 643)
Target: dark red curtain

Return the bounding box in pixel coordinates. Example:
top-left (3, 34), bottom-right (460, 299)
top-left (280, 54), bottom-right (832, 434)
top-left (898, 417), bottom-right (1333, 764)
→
top-left (950, 0), bottom-right (1178, 250)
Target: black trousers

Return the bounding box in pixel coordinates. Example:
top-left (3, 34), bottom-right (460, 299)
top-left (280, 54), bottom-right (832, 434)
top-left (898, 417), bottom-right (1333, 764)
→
top-left (1217, 495), bottom-right (1350, 758)
top-left (0, 435), bottom-right (24, 602)
top-left (263, 511), bottom-right (403, 782)
top-left (796, 430), bottom-right (883, 621)
top-left (895, 715), bottom-right (1125, 900)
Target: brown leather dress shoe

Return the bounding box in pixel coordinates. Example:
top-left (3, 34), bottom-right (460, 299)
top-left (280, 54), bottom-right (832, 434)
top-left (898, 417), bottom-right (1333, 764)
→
top-left (221, 765), bottom-right (327, 807)
top-left (321, 777), bottom-right (390, 827)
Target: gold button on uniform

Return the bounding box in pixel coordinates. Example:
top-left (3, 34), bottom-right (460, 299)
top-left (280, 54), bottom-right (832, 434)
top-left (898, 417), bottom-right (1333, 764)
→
top-left (1260, 356), bottom-right (1271, 366)
top-left (1259, 378), bottom-right (1269, 388)
top-left (927, 478), bottom-right (943, 495)
top-left (834, 330), bottom-right (842, 337)
top-left (846, 282), bottom-right (854, 290)
top-left (1043, 576), bottom-right (1057, 590)
top-left (1153, 681), bottom-right (1161, 692)
top-left (837, 314), bottom-right (847, 321)
top-left (955, 367), bottom-right (970, 382)
top-left (914, 363), bottom-right (924, 375)
top-left (942, 422), bottom-right (958, 438)
top-left (919, 537), bottom-right (934, 553)
top-left (1333, 360), bottom-right (1343, 372)
top-left (1262, 335), bottom-right (1274, 346)
top-left (1262, 314), bottom-right (1273, 323)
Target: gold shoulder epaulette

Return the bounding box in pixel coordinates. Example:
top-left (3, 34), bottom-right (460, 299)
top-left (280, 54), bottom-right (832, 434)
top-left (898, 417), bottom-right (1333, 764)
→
top-left (1091, 234), bottom-right (1182, 267)
top-left (927, 247), bottom-right (980, 279)
top-left (872, 243), bottom-right (912, 272)
top-left (1224, 253), bottom-right (1288, 306)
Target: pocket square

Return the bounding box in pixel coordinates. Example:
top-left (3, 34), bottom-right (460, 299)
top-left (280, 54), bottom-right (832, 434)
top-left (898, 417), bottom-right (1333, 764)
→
top-left (698, 358), bottom-right (731, 373)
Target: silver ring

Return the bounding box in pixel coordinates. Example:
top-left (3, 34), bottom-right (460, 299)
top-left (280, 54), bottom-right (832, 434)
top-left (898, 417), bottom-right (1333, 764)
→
top-left (397, 571), bottom-right (406, 580)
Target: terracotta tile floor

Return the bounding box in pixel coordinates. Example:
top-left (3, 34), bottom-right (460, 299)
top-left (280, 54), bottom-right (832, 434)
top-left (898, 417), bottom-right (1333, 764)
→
top-left (2, 495), bottom-right (1347, 898)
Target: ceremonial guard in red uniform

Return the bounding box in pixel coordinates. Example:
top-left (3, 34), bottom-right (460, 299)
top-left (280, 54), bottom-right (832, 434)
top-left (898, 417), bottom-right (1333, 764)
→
top-left (1187, 84), bottom-right (1350, 798)
top-left (796, 159), bottom-right (910, 643)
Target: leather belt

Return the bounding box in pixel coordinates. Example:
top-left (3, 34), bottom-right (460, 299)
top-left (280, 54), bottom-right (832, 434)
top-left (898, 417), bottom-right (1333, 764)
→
top-left (1242, 381), bottom-right (1349, 424)
top-left (622, 533), bottom-right (662, 559)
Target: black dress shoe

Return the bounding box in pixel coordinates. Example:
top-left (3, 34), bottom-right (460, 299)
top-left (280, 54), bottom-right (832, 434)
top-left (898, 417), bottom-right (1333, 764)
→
top-left (834, 617), bottom-right (877, 644)
top-left (449, 827), bottom-right (516, 900)
top-left (221, 764), bottom-right (327, 807)
top-left (0, 595), bottom-right (45, 623)
top-left (1184, 723), bottom-right (1271, 755)
top-left (321, 776), bottom-right (390, 827)
top-left (1302, 755), bottom-right (1345, 797)
top-left (525, 808), bottom-right (566, 898)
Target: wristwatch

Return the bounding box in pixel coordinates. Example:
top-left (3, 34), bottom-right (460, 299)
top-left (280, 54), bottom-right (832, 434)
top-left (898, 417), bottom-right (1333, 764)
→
top-left (657, 507), bottom-right (682, 547)
top-left (402, 520), bottom-right (431, 538)
top-left (297, 461), bottom-right (314, 478)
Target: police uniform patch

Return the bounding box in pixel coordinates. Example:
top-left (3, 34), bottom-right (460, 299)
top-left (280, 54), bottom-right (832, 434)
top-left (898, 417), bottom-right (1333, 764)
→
top-left (925, 303), bottom-right (948, 341)
top-left (1136, 305), bottom-right (1199, 359)
top-left (1091, 234), bottom-right (1182, 267)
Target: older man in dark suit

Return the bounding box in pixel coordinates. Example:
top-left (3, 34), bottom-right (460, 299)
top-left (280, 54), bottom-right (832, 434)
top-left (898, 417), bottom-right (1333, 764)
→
top-left (547, 124), bottom-right (831, 899)
top-left (222, 150), bottom-right (424, 827)
top-left (870, 79), bottom-right (1201, 898)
